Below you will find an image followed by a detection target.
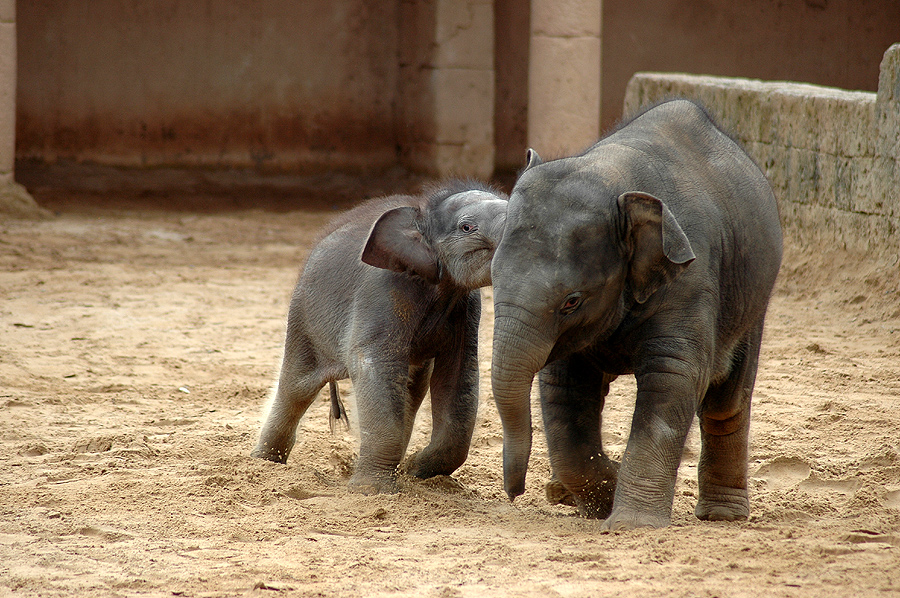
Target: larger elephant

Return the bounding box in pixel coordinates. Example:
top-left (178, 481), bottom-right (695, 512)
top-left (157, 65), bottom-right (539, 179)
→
top-left (490, 99), bottom-right (783, 530)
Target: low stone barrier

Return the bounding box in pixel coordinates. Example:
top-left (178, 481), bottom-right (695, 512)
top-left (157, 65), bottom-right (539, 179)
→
top-left (623, 44), bottom-right (900, 254)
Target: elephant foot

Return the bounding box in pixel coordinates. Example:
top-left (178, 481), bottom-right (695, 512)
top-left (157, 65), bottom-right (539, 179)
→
top-left (556, 456), bottom-right (618, 518)
top-left (250, 444), bottom-right (290, 464)
top-left (573, 482), bottom-right (616, 519)
top-left (600, 506), bottom-right (670, 531)
top-left (695, 496), bottom-right (749, 522)
top-left (403, 447), bottom-right (464, 480)
top-left (348, 470), bottom-right (400, 495)
top-left (545, 478), bottom-right (577, 507)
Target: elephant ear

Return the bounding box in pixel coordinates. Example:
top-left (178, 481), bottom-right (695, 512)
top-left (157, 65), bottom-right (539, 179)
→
top-left (524, 148), bottom-right (542, 170)
top-left (618, 191), bottom-right (696, 304)
top-left (361, 206), bottom-right (441, 284)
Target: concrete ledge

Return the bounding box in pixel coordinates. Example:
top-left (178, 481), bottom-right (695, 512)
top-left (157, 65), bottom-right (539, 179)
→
top-left (623, 44), bottom-right (900, 253)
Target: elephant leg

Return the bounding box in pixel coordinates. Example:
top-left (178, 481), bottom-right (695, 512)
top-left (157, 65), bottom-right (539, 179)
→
top-left (406, 319), bottom-right (479, 479)
top-left (348, 357), bottom-right (414, 495)
top-left (402, 360), bottom-right (433, 446)
top-left (601, 339), bottom-right (704, 530)
top-left (252, 334), bottom-right (326, 464)
top-left (694, 322), bottom-right (764, 522)
top-left (397, 360), bottom-right (437, 476)
top-left (539, 355), bottom-right (619, 518)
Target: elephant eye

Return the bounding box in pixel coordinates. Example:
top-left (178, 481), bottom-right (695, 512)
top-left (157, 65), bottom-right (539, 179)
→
top-left (560, 293), bottom-right (583, 315)
top-left (459, 222), bottom-right (477, 234)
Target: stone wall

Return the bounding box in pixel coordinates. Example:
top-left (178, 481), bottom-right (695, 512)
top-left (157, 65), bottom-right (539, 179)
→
top-left (623, 44), bottom-right (900, 254)
top-left (0, 0), bottom-right (47, 218)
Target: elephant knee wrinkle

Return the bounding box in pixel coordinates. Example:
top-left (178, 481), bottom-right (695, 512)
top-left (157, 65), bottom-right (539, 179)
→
top-left (700, 412), bottom-right (744, 436)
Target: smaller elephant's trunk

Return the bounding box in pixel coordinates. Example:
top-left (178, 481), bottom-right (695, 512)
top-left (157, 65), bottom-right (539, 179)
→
top-left (491, 308), bottom-right (554, 500)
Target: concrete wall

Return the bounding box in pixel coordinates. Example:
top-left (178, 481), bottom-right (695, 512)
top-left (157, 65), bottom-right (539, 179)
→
top-left (0, 0), bottom-right (47, 218)
top-left (18, 1), bottom-right (402, 173)
top-left (17, 0), bottom-right (495, 178)
top-left (0, 0), bottom-right (13, 185)
top-left (526, 0), bottom-right (600, 160)
top-left (13, 1), bottom-right (900, 184)
top-left (623, 44), bottom-right (900, 253)
top-left (603, 0), bottom-right (900, 132)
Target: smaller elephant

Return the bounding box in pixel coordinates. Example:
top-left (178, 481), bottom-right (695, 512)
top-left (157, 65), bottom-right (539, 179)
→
top-left (252, 180), bottom-right (507, 495)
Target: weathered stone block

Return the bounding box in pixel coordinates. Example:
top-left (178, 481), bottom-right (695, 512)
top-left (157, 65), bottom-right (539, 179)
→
top-left (396, 0), bottom-right (494, 178)
top-left (876, 43), bottom-right (900, 153)
top-left (432, 69), bottom-right (492, 141)
top-left (432, 67), bottom-right (494, 178)
top-left (0, 0), bottom-right (13, 24)
top-left (434, 141), bottom-right (495, 181)
top-left (848, 156), bottom-right (884, 216)
top-left (623, 66), bottom-right (899, 254)
top-left (875, 44), bottom-right (900, 219)
top-left (625, 74), bottom-right (878, 157)
top-left (0, 181), bottom-right (50, 219)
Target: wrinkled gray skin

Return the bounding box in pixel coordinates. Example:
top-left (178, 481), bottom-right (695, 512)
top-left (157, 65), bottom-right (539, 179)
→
top-left (491, 100), bottom-right (783, 530)
top-left (253, 181), bottom-right (507, 494)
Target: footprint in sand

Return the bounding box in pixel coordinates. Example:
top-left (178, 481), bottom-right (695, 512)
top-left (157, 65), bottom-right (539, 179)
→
top-left (752, 456), bottom-right (811, 490)
top-left (799, 474), bottom-right (861, 498)
top-left (753, 456), bottom-right (862, 502)
top-left (885, 490), bottom-right (900, 509)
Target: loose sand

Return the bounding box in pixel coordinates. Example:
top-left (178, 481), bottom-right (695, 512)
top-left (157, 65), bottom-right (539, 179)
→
top-left (2, 183), bottom-right (899, 597)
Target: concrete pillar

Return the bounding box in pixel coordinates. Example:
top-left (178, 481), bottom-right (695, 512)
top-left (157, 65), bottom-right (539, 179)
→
top-left (398, 0), bottom-right (495, 180)
top-left (527, 0), bottom-right (601, 158)
top-left (0, 0), bottom-right (14, 186)
top-left (431, 0), bottom-right (495, 179)
top-left (0, 0), bottom-right (44, 218)
top-left (875, 43), bottom-right (900, 220)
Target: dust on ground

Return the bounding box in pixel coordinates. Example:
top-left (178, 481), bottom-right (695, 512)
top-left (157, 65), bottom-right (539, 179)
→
top-left (1, 178), bottom-right (899, 597)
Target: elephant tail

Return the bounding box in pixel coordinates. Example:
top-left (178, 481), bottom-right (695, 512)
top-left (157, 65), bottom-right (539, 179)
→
top-left (328, 381), bottom-right (349, 433)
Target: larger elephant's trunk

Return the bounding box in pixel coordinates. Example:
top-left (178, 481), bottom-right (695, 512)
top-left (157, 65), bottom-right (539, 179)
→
top-left (491, 303), bottom-right (554, 500)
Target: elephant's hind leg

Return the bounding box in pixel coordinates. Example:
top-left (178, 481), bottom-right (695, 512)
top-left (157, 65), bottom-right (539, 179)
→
top-left (252, 335), bottom-right (326, 464)
top-left (406, 357), bottom-right (478, 479)
top-left (694, 323), bottom-right (764, 522)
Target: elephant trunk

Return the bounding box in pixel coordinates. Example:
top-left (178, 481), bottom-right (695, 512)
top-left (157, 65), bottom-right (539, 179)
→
top-left (491, 304), bottom-right (554, 501)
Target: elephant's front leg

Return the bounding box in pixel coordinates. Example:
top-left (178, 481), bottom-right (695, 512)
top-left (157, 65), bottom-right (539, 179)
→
top-left (601, 343), bottom-right (702, 530)
top-left (348, 356), bottom-right (415, 495)
top-left (539, 354), bottom-right (619, 518)
top-left (405, 300), bottom-right (480, 479)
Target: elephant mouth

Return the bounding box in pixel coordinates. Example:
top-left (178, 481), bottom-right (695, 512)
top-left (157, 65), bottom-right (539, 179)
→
top-left (466, 243), bottom-right (495, 259)
top-left (468, 239), bottom-right (493, 252)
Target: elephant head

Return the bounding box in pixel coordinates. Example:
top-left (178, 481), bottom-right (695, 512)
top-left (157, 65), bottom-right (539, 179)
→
top-left (362, 183), bottom-right (508, 290)
top-left (490, 151), bottom-right (696, 500)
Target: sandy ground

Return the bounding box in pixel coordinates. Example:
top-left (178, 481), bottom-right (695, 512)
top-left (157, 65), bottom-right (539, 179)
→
top-left (1, 181), bottom-right (899, 597)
